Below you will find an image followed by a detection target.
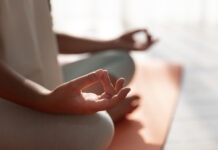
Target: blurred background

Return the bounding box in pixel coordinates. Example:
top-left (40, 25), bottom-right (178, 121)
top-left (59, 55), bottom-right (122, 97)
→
top-left (51, 0), bottom-right (218, 149)
top-left (51, 0), bottom-right (218, 37)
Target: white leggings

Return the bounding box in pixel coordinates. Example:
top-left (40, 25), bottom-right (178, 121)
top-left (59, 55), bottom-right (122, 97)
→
top-left (0, 50), bottom-right (135, 150)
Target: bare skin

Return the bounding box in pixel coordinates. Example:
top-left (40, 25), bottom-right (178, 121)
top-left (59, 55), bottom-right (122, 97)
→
top-left (0, 61), bottom-right (130, 114)
top-left (108, 95), bottom-right (140, 123)
top-left (57, 29), bottom-right (157, 122)
top-left (56, 29), bottom-right (158, 54)
top-left (0, 29), bottom-right (155, 120)
top-left (83, 73), bottom-right (140, 123)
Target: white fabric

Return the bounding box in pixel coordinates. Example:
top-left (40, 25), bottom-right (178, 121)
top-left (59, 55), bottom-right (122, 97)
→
top-left (0, 1), bottom-right (136, 149)
top-left (0, 0), bottom-right (63, 90)
top-left (0, 98), bottom-right (114, 150)
top-left (62, 50), bottom-right (135, 86)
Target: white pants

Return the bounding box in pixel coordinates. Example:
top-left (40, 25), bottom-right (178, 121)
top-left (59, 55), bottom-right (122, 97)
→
top-left (62, 50), bottom-right (135, 85)
top-left (0, 50), bottom-right (135, 150)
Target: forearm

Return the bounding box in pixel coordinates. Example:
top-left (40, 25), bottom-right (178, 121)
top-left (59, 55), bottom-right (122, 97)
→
top-left (0, 61), bottom-right (50, 110)
top-left (56, 33), bottom-right (118, 54)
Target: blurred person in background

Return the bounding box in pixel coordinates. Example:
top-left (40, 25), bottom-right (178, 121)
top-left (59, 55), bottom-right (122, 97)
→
top-left (0, 0), bottom-right (156, 149)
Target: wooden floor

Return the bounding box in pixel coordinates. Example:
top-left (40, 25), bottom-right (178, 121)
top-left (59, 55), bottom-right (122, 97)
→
top-left (108, 59), bottom-right (182, 150)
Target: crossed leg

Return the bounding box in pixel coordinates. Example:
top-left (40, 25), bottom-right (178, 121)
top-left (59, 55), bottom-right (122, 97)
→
top-left (0, 99), bottom-right (114, 150)
top-left (0, 50), bottom-right (139, 150)
top-left (62, 50), bottom-right (140, 122)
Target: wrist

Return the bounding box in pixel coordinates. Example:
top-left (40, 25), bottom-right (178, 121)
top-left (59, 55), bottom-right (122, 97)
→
top-left (24, 79), bottom-right (52, 112)
top-left (106, 39), bottom-right (120, 49)
top-left (108, 38), bottom-right (128, 50)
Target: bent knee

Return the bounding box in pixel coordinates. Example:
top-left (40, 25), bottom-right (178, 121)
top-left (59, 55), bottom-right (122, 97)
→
top-left (106, 50), bottom-right (134, 65)
top-left (54, 111), bottom-right (114, 150)
top-left (104, 50), bottom-right (135, 84)
top-left (92, 111), bottom-right (114, 150)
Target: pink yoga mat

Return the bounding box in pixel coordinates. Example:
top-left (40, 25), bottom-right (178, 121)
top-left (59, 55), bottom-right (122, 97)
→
top-left (108, 59), bottom-right (182, 150)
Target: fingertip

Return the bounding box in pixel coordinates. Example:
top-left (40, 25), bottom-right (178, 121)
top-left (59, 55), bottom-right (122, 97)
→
top-left (95, 69), bottom-right (104, 73)
top-left (147, 33), bottom-right (152, 39)
top-left (102, 69), bottom-right (111, 78)
top-left (114, 87), bottom-right (130, 100)
top-left (118, 78), bottom-right (125, 84)
top-left (136, 95), bottom-right (140, 99)
top-left (115, 78), bottom-right (125, 93)
top-left (119, 77), bottom-right (125, 81)
top-left (95, 69), bottom-right (105, 78)
top-left (143, 29), bottom-right (148, 33)
top-left (153, 38), bottom-right (159, 43)
top-left (102, 69), bottom-right (109, 75)
top-left (121, 87), bottom-right (131, 96)
top-left (95, 69), bottom-right (111, 81)
top-left (131, 100), bottom-right (140, 107)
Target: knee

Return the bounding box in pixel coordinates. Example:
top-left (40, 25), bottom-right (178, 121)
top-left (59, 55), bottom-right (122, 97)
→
top-left (107, 50), bottom-right (135, 65)
top-left (60, 111), bottom-right (114, 150)
top-left (91, 111), bottom-right (114, 150)
top-left (117, 51), bottom-right (135, 72)
top-left (42, 111), bottom-right (114, 150)
top-left (106, 50), bottom-right (135, 84)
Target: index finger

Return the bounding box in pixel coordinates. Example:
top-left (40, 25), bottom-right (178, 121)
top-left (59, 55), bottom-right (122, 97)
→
top-left (100, 70), bottom-right (116, 96)
top-left (69, 69), bottom-right (104, 90)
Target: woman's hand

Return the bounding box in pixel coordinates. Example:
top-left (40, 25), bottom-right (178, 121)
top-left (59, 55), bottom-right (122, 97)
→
top-left (40, 69), bottom-right (130, 114)
top-left (113, 29), bottom-right (158, 51)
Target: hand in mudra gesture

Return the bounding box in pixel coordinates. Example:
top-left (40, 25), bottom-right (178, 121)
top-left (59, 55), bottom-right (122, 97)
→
top-left (114, 29), bottom-right (158, 51)
top-left (41, 69), bottom-right (130, 114)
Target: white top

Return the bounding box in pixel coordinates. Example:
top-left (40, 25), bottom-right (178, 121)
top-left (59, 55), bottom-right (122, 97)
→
top-left (0, 0), bottom-right (63, 89)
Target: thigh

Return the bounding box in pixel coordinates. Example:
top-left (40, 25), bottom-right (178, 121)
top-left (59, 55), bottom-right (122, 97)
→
top-left (0, 99), bottom-right (114, 150)
top-left (62, 50), bottom-right (135, 85)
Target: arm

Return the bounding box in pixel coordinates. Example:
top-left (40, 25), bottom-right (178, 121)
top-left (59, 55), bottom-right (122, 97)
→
top-left (0, 60), bottom-right (49, 110)
top-left (56, 29), bottom-right (157, 54)
top-left (0, 61), bottom-right (130, 114)
top-left (56, 33), bottom-right (117, 54)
